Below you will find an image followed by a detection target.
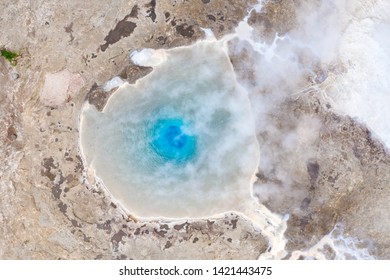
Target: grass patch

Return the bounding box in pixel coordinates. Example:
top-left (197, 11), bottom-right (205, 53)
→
top-left (1, 49), bottom-right (19, 66)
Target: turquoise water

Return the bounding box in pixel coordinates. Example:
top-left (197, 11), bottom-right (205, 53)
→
top-left (149, 118), bottom-right (197, 164)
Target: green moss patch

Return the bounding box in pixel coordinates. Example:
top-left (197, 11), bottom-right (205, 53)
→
top-left (1, 49), bottom-right (19, 66)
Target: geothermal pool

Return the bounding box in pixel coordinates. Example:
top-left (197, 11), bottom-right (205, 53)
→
top-left (80, 41), bottom-right (260, 218)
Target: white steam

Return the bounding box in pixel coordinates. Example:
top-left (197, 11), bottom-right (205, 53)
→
top-left (130, 48), bottom-right (167, 67)
top-left (227, 0), bottom-right (390, 212)
top-left (327, 0), bottom-right (390, 148)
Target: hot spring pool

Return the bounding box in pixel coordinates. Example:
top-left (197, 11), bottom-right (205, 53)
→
top-left (80, 40), bottom-right (259, 218)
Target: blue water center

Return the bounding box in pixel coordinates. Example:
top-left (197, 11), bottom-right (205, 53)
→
top-left (149, 118), bottom-right (197, 163)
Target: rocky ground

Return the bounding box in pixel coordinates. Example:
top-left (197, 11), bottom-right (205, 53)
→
top-left (1, 0), bottom-right (389, 259)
